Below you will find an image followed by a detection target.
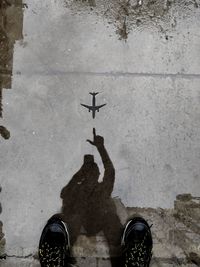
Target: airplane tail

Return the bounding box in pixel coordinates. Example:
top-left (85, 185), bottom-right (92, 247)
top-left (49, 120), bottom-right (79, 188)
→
top-left (89, 92), bottom-right (99, 96)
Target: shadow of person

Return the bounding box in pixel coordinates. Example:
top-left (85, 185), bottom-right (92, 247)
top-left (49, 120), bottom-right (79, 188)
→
top-left (60, 128), bottom-right (122, 267)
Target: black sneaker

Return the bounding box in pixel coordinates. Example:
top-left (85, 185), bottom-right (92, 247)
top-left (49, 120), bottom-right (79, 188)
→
top-left (39, 216), bottom-right (70, 267)
top-left (121, 217), bottom-right (153, 267)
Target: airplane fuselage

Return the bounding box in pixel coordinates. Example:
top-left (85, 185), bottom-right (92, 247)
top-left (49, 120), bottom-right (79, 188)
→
top-left (92, 95), bottom-right (96, 118)
top-left (92, 94), bottom-right (96, 107)
top-left (81, 92), bottom-right (106, 119)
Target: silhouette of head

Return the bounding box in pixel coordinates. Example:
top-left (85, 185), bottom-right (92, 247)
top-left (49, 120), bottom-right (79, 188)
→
top-left (83, 155), bottom-right (100, 182)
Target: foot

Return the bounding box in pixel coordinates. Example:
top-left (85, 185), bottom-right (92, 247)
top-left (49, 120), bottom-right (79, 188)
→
top-left (39, 216), bottom-right (70, 267)
top-left (121, 217), bottom-right (153, 267)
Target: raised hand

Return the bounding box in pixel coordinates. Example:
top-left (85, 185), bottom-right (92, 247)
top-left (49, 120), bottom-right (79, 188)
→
top-left (87, 128), bottom-right (104, 148)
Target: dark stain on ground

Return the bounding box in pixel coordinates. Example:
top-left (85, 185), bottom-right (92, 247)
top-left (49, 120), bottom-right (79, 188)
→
top-left (0, 125), bottom-right (10, 139)
top-left (187, 252), bottom-right (200, 266)
top-left (116, 17), bottom-right (128, 40)
top-left (0, 88), bottom-right (2, 117)
top-left (88, 0), bottom-right (96, 6)
top-left (172, 194), bottom-right (200, 265)
top-left (174, 197), bottom-right (200, 234)
top-left (57, 129), bottom-right (122, 267)
top-left (65, 0), bottom-right (199, 39)
top-left (0, 0), bottom-right (24, 135)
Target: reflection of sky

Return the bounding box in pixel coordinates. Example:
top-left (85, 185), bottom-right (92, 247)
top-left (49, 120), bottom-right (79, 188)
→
top-left (1, 0), bottom-right (200, 256)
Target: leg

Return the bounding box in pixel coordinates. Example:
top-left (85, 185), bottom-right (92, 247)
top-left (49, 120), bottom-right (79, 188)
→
top-left (62, 214), bottom-right (81, 247)
top-left (61, 213), bottom-right (82, 265)
top-left (103, 213), bottom-right (123, 267)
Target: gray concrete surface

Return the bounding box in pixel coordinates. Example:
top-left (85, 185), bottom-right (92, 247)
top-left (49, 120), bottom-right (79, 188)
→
top-left (1, 196), bottom-right (200, 266)
top-left (0, 0), bottom-right (200, 265)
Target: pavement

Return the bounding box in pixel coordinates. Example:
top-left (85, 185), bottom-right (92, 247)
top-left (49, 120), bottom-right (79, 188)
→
top-left (0, 0), bottom-right (200, 266)
top-left (1, 194), bottom-right (200, 266)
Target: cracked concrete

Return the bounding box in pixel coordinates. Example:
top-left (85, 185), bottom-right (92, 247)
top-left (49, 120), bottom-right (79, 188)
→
top-left (12, 70), bottom-right (200, 79)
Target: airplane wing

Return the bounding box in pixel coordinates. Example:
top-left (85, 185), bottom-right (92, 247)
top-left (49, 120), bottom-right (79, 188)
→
top-left (95, 104), bottom-right (106, 109)
top-left (81, 104), bottom-right (92, 110)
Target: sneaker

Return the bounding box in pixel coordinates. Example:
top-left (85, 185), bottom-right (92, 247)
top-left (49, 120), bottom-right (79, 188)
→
top-left (121, 217), bottom-right (153, 267)
top-left (39, 216), bottom-right (70, 267)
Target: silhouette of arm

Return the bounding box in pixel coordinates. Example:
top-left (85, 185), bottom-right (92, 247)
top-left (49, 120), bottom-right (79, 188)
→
top-left (97, 143), bottom-right (115, 176)
top-left (87, 128), bottom-right (115, 194)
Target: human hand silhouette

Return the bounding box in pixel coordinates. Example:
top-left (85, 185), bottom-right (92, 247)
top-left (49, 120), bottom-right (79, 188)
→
top-left (87, 128), bottom-right (104, 148)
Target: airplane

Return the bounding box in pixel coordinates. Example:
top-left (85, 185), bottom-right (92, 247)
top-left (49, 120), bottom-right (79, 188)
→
top-left (81, 92), bottom-right (106, 119)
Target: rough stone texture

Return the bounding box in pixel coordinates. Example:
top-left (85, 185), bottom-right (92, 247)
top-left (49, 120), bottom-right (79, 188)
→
top-left (173, 196), bottom-right (200, 266)
top-left (1, 196), bottom-right (200, 266)
top-left (0, 258), bottom-right (199, 267)
top-left (1, 259), bottom-right (199, 267)
top-left (0, 258), bottom-right (40, 267)
top-left (65, 0), bottom-right (200, 40)
top-left (0, 0), bottom-right (23, 137)
top-left (0, 0), bottom-right (23, 74)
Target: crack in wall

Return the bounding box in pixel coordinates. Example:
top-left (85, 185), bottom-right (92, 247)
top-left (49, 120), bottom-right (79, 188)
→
top-left (15, 70), bottom-right (200, 79)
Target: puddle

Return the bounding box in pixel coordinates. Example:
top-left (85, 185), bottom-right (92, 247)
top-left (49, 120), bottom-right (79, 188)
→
top-left (65, 0), bottom-right (199, 39)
